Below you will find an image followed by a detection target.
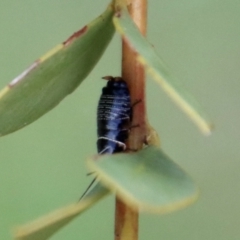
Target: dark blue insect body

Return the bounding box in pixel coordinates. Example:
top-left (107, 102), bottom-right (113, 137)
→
top-left (97, 76), bottom-right (132, 154)
top-left (79, 76), bottom-right (132, 200)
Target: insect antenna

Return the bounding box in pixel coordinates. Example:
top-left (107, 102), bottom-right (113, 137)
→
top-left (79, 177), bottom-right (97, 201)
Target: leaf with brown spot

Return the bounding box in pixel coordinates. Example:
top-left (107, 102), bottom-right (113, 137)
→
top-left (0, 5), bottom-right (115, 136)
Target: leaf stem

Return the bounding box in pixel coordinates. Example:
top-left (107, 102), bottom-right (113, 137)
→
top-left (114, 1), bottom-right (147, 240)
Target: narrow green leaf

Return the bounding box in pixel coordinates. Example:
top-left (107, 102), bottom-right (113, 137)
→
top-left (87, 146), bottom-right (199, 214)
top-left (14, 183), bottom-right (109, 240)
top-left (113, 6), bottom-right (213, 135)
top-left (0, 5), bottom-right (115, 136)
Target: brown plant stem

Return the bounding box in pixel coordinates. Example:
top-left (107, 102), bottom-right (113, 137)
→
top-left (114, 1), bottom-right (147, 240)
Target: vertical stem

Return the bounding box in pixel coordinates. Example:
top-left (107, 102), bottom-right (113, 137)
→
top-left (115, 1), bottom-right (147, 240)
top-left (122, 0), bottom-right (147, 150)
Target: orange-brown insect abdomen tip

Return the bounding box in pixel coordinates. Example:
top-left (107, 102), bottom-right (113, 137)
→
top-left (102, 76), bottom-right (114, 81)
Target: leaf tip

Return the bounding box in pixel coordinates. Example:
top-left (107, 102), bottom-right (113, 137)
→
top-left (193, 115), bottom-right (214, 136)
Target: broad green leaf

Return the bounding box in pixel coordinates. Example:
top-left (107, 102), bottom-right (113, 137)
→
top-left (14, 183), bottom-right (109, 240)
top-left (0, 5), bottom-right (115, 136)
top-left (113, 5), bottom-right (213, 135)
top-left (87, 146), bottom-right (199, 214)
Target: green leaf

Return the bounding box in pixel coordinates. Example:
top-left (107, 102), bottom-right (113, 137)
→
top-left (0, 5), bottom-right (115, 136)
top-left (87, 146), bottom-right (199, 214)
top-left (113, 6), bottom-right (213, 135)
top-left (14, 183), bottom-right (109, 240)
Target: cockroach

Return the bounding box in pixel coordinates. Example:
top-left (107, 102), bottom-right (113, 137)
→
top-left (97, 76), bottom-right (132, 154)
top-left (80, 76), bottom-right (134, 199)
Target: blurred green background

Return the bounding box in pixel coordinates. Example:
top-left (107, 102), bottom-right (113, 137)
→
top-left (0, 0), bottom-right (239, 239)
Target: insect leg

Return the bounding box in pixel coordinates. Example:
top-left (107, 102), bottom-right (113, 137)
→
top-left (131, 99), bottom-right (142, 108)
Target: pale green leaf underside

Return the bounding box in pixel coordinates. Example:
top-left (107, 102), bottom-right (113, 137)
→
top-left (14, 183), bottom-right (109, 240)
top-left (0, 5), bottom-right (115, 136)
top-left (88, 146), bottom-right (199, 214)
top-left (113, 6), bottom-right (213, 135)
